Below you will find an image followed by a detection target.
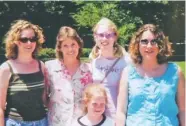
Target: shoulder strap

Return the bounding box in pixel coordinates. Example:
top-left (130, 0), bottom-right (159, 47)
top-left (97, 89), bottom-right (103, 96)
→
top-left (101, 58), bottom-right (120, 83)
top-left (6, 61), bottom-right (14, 74)
top-left (38, 60), bottom-right (42, 72)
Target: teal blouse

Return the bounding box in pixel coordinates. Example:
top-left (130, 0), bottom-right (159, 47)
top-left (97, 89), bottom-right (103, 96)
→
top-left (126, 63), bottom-right (179, 126)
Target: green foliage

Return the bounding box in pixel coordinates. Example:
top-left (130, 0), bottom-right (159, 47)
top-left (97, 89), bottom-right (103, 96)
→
top-left (0, 36), bottom-right (5, 54)
top-left (43, 1), bottom-right (64, 15)
top-left (0, 1), bottom-right (184, 50)
top-left (72, 2), bottom-right (105, 27)
top-left (0, 39), bottom-right (5, 53)
top-left (82, 48), bottom-right (91, 57)
top-left (118, 23), bottom-right (136, 46)
top-left (72, 1), bottom-right (184, 47)
top-left (37, 48), bottom-right (55, 62)
top-left (0, 44), bottom-right (5, 54)
top-left (72, 2), bottom-right (143, 45)
top-left (36, 48), bottom-right (91, 62)
top-left (72, 2), bottom-right (142, 28)
top-left (0, 40), bottom-right (6, 64)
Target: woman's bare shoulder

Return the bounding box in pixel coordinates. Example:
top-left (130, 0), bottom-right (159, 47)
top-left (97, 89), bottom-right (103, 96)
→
top-left (0, 61), bottom-right (11, 73)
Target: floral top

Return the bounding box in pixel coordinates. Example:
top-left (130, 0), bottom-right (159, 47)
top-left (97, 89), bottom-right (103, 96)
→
top-left (45, 59), bottom-right (92, 126)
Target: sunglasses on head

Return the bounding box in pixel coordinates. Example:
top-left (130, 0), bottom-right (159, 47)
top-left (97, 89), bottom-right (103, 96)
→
top-left (140, 39), bottom-right (158, 46)
top-left (95, 32), bottom-right (116, 39)
top-left (19, 36), bottom-right (37, 43)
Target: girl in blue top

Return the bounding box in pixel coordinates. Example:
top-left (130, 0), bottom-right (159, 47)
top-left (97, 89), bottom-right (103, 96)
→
top-left (116, 24), bottom-right (185, 126)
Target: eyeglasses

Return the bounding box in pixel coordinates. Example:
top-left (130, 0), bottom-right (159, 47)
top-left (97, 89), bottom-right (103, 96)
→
top-left (140, 39), bottom-right (158, 46)
top-left (19, 37), bottom-right (37, 43)
top-left (95, 32), bottom-right (116, 39)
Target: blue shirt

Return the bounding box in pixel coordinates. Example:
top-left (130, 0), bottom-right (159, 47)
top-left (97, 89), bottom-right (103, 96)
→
top-left (126, 62), bottom-right (179, 126)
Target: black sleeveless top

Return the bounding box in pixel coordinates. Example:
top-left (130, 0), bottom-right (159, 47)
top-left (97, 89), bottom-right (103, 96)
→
top-left (5, 61), bottom-right (47, 121)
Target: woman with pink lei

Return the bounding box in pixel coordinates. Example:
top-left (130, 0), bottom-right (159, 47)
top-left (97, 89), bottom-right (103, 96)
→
top-left (116, 24), bottom-right (185, 126)
top-left (72, 83), bottom-right (115, 126)
top-left (0, 20), bottom-right (47, 126)
top-left (89, 17), bottom-right (131, 119)
top-left (45, 26), bottom-right (92, 126)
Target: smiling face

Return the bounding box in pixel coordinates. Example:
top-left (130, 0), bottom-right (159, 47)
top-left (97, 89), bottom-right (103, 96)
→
top-left (94, 25), bottom-right (117, 51)
top-left (87, 95), bottom-right (106, 117)
top-left (15, 28), bottom-right (37, 55)
top-left (139, 30), bottom-right (159, 62)
top-left (59, 38), bottom-right (80, 60)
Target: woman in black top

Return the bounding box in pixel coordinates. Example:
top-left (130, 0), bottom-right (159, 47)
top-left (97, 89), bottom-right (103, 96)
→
top-left (0, 20), bottom-right (47, 126)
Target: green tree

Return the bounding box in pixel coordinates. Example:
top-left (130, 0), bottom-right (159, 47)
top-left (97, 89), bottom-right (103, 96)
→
top-left (118, 1), bottom-right (184, 43)
top-left (0, 1), bottom-right (76, 48)
top-left (72, 1), bottom-right (143, 47)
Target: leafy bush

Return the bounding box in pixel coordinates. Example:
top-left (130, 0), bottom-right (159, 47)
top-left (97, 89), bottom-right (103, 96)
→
top-left (37, 48), bottom-right (91, 62)
top-left (37, 48), bottom-right (55, 62)
top-left (118, 23), bottom-right (137, 46)
top-left (82, 48), bottom-right (92, 57)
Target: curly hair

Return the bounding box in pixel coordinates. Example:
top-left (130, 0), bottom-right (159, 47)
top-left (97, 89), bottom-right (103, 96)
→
top-left (129, 24), bottom-right (173, 64)
top-left (82, 83), bottom-right (108, 114)
top-left (4, 19), bottom-right (45, 59)
top-left (89, 17), bottom-right (126, 59)
top-left (55, 26), bottom-right (83, 60)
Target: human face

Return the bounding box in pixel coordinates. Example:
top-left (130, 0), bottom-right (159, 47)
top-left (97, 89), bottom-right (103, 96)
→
top-left (94, 25), bottom-right (116, 51)
top-left (16, 28), bottom-right (37, 54)
top-left (60, 38), bottom-right (80, 60)
top-left (139, 30), bottom-right (159, 62)
top-left (87, 95), bottom-right (106, 117)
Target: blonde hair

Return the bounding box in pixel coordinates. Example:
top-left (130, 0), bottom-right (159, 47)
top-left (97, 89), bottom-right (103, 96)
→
top-left (82, 83), bottom-right (108, 114)
top-left (55, 26), bottom-right (83, 60)
top-left (4, 19), bottom-right (45, 59)
top-left (90, 17), bottom-right (126, 59)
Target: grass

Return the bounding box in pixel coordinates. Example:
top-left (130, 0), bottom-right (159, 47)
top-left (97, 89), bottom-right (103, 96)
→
top-left (81, 57), bottom-right (90, 62)
top-left (175, 61), bottom-right (185, 77)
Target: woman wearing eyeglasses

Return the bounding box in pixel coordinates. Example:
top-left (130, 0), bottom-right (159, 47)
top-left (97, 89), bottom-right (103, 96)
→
top-left (116, 24), bottom-right (185, 126)
top-left (0, 20), bottom-right (48, 126)
top-left (45, 26), bottom-right (92, 126)
top-left (89, 17), bottom-right (131, 120)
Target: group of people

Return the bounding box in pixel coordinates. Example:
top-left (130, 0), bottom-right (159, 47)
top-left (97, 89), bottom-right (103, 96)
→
top-left (0, 17), bottom-right (185, 126)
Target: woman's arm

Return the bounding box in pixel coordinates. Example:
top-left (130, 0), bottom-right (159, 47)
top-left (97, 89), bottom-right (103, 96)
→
top-left (116, 68), bottom-right (129, 126)
top-left (42, 61), bottom-right (50, 107)
top-left (176, 67), bottom-right (185, 126)
top-left (0, 62), bottom-right (11, 126)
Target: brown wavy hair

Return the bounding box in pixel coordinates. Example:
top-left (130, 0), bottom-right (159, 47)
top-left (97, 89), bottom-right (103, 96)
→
top-left (129, 24), bottom-right (173, 64)
top-left (55, 26), bottom-right (83, 60)
top-left (82, 83), bottom-right (108, 114)
top-left (4, 19), bottom-right (45, 59)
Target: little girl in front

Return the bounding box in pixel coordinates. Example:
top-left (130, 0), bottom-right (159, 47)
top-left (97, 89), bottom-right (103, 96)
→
top-left (72, 83), bottom-right (115, 126)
